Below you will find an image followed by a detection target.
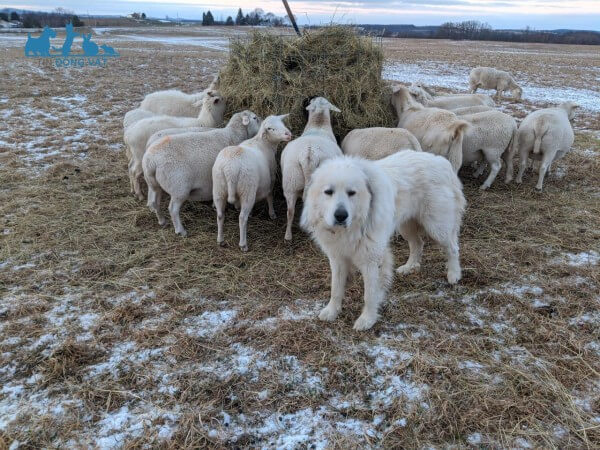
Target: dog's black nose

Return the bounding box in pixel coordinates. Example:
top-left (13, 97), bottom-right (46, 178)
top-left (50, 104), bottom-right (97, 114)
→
top-left (334, 207), bottom-right (348, 224)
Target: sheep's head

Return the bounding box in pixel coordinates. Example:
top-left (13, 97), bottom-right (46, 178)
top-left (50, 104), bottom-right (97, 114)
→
top-left (391, 85), bottom-right (418, 113)
top-left (409, 82), bottom-right (434, 103)
top-left (232, 110), bottom-right (262, 137)
top-left (306, 97), bottom-right (341, 114)
top-left (202, 91), bottom-right (226, 118)
top-left (511, 85), bottom-right (523, 100)
top-left (260, 114), bottom-right (292, 145)
top-left (560, 101), bottom-right (578, 121)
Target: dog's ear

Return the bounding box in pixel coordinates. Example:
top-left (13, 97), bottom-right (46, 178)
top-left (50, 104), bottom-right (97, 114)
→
top-left (359, 162), bottom-right (392, 239)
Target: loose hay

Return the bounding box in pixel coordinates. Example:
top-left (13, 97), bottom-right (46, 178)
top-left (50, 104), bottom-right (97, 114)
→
top-left (219, 27), bottom-right (396, 139)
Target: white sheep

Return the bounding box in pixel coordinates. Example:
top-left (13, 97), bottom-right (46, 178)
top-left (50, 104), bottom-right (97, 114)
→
top-left (460, 110), bottom-right (518, 190)
top-left (146, 126), bottom-right (214, 149)
top-left (123, 108), bottom-right (155, 130)
top-left (469, 67), bottom-right (522, 100)
top-left (142, 110), bottom-right (261, 236)
top-left (391, 85), bottom-right (468, 173)
top-left (409, 83), bottom-right (496, 109)
top-left (281, 97), bottom-right (343, 241)
top-left (139, 74), bottom-right (219, 117)
top-left (514, 102), bottom-right (577, 191)
top-left (212, 115), bottom-right (292, 251)
top-left (452, 105), bottom-right (495, 115)
top-left (125, 92), bottom-right (225, 200)
top-left (341, 127), bottom-right (422, 160)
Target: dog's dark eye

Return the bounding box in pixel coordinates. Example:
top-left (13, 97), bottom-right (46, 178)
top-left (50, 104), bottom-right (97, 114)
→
top-left (324, 189), bottom-right (333, 196)
top-left (347, 190), bottom-right (356, 197)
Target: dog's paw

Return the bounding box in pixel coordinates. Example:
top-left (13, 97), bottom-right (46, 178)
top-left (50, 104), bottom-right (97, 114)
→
top-left (395, 263), bottom-right (420, 275)
top-left (353, 313), bottom-right (377, 331)
top-left (318, 305), bottom-right (340, 322)
top-left (447, 269), bottom-right (462, 285)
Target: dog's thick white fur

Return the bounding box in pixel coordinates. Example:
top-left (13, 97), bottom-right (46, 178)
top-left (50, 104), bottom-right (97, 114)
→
top-left (301, 151), bottom-right (465, 330)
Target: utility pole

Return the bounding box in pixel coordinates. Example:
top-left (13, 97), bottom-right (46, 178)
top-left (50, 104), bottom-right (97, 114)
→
top-left (281, 0), bottom-right (301, 36)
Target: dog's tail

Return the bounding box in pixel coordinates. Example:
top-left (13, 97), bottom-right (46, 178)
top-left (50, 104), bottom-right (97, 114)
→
top-left (532, 119), bottom-right (548, 154)
top-left (447, 120), bottom-right (468, 173)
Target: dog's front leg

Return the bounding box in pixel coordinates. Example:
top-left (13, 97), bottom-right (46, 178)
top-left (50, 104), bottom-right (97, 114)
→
top-left (353, 264), bottom-right (384, 331)
top-left (318, 257), bottom-right (349, 322)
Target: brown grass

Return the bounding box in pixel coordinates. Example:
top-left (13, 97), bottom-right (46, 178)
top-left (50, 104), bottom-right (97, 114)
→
top-left (0, 28), bottom-right (599, 448)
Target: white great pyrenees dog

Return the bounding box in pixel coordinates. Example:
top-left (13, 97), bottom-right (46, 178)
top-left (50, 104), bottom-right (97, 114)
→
top-left (301, 150), bottom-right (466, 330)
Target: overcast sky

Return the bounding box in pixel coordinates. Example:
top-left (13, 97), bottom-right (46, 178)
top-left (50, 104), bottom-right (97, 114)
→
top-left (3, 0), bottom-right (600, 30)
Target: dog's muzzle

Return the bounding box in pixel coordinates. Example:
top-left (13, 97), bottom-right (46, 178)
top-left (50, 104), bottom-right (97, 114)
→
top-left (333, 206), bottom-right (348, 226)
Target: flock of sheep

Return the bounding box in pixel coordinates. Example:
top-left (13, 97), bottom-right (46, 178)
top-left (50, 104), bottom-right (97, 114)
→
top-left (121, 66), bottom-right (577, 328)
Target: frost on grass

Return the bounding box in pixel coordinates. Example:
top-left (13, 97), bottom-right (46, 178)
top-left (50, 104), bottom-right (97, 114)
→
top-left (552, 250), bottom-right (600, 267)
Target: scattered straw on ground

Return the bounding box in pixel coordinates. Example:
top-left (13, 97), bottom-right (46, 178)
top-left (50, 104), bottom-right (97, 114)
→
top-left (0, 28), bottom-right (599, 448)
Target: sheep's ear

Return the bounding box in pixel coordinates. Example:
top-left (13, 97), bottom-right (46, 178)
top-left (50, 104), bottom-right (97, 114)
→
top-left (278, 114), bottom-right (290, 121)
top-left (329, 103), bottom-right (341, 113)
top-left (391, 85), bottom-right (403, 94)
top-left (242, 114), bottom-right (250, 126)
top-left (192, 99), bottom-right (203, 107)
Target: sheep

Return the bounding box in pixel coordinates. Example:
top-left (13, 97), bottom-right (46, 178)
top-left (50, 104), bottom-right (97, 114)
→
top-left (424, 94), bottom-right (495, 110)
top-left (146, 126), bottom-right (214, 149)
top-left (391, 85), bottom-right (468, 173)
top-left (281, 97), bottom-right (343, 241)
top-left (123, 108), bottom-right (155, 130)
top-left (460, 110), bottom-right (518, 190)
top-left (409, 83), bottom-right (496, 109)
top-left (469, 67), bottom-right (522, 100)
top-left (125, 92), bottom-right (225, 200)
top-left (514, 102), bottom-right (577, 191)
top-left (139, 75), bottom-right (220, 117)
top-left (341, 127), bottom-right (422, 160)
top-left (452, 105), bottom-right (495, 115)
top-left (212, 115), bottom-right (292, 251)
top-left (142, 110), bottom-right (262, 237)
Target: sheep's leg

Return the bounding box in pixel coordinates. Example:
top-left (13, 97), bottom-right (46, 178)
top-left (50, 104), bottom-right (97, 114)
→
top-left (396, 219), bottom-right (423, 275)
top-left (353, 263), bottom-right (386, 331)
top-left (267, 192), bottom-right (276, 220)
top-left (127, 158), bottom-right (136, 194)
top-left (132, 160), bottom-right (144, 201)
top-left (472, 161), bottom-right (487, 178)
top-left (215, 196), bottom-right (226, 246)
top-left (536, 151), bottom-right (554, 191)
top-left (515, 152), bottom-right (529, 184)
top-left (238, 199), bottom-right (254, 252)
top-left (169, 197), bottom-right (187, 237)
top-left (284, 191), bottom-right (297, 242)
top-left (147, 186), bottom-right (166, 226)
top-left (480, 149), bottom-right (502, 190)
top-left (319, 257), bottom-right (349, 322)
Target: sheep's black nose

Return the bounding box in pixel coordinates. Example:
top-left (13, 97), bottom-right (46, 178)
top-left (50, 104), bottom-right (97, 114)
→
top-left (334, 207), bottom-right (348, 224)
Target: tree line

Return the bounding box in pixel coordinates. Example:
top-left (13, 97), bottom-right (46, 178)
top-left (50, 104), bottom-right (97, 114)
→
top-left (436, 21), bottom-right (600, 45)
top-left (374, 20), bottom-right (600, 45)
top-left (202, 8), bottom-right (287, 27)
top-left (3, 8), bottom-right (84, 28)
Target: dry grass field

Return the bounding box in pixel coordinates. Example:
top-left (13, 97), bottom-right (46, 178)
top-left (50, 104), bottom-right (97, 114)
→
top-left (1, 27), bottom-right (599, 448)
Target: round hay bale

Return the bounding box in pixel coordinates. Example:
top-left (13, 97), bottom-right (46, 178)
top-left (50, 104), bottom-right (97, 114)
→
top-left (219, 27), bottom-right (396, 141)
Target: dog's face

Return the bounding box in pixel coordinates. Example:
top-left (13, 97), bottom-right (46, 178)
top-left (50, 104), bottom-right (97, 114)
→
top-left (302, 159), bottom-right (371, 232)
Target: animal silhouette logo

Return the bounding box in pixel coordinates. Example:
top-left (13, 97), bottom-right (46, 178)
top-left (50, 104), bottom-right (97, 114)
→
top-left (24, 23), bottom-right (120, 65)
top-left (100, 44), bottom-right (119, 56)
top-left (52, 22), bottom-right (79, 56)
top-left (24, 25), bottom-right (57, 56)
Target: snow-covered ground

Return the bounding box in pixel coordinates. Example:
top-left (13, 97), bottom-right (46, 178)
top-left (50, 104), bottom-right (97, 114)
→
top-left (383, 61), bottom-right (600, 112)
